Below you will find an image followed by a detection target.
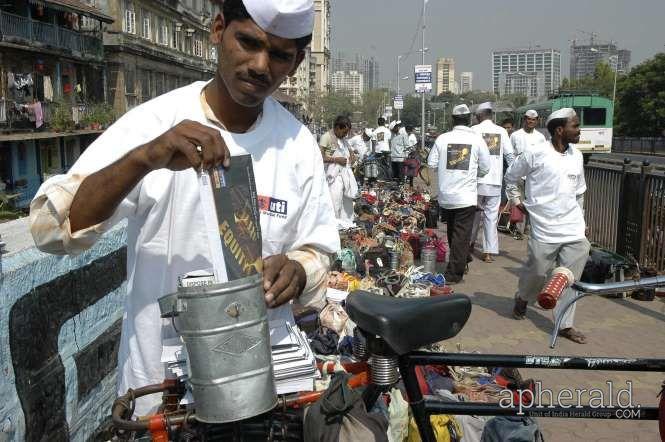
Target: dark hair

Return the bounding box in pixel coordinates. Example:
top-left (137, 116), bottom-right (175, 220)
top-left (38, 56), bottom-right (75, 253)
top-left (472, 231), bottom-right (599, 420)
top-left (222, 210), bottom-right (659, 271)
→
top-left (406, 125), bottom-right (414, 132)
top-left (501, 117), bottom-right (514, 126)
top-left (222, 0), bottom-right (312, 50)
top-left (334, 115), bottom-right (351, 129)
top-left (452, 114), bottom-right (471, 126)
top-left (377, 117), bottom-right (386, 126)
top-left (547, 118), bottom-right (567, 137)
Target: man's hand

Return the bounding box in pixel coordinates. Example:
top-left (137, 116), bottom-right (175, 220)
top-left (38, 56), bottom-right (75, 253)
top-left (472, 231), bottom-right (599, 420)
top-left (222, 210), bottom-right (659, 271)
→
top-left (335, 157), bottom-right (348, 166)
top-left (262, 254), bottom-right (307, 308)
top-left (140, 120), bottom-right (231, 172)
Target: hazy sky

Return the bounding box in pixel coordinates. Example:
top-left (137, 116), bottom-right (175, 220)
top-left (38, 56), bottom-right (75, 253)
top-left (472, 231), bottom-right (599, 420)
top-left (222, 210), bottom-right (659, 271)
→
top-left (331, 0), bottom-right (665, 91)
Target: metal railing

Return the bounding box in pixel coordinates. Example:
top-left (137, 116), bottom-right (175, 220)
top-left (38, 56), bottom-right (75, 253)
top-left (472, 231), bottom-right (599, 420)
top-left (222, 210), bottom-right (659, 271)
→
top-left (0, 10), bottom-right (103, 58)
top-left (585, 159), bottom-right (665, 272)
top-left (613, 136), bottom-right (665, 156)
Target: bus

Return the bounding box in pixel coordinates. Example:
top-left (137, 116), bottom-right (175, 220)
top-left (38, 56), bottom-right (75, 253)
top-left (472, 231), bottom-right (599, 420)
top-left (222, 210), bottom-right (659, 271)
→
top-left (515, 92), bottom-right (614, 155)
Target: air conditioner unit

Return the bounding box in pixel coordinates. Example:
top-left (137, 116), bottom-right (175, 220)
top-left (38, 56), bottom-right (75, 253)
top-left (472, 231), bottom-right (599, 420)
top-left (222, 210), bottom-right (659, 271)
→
top-left (186, 28), bottom-right (195, 36)
top-left (175, 22), bottom-right (183, 31)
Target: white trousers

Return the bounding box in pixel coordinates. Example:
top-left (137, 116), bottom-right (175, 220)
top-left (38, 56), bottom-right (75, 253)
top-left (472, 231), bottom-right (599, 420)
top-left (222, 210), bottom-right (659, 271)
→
top-left (328, 176), bottom-right (354, 223)
top-left (516, 237), bottom-right (590, 330)
top-left (471, 194), bottom-right (501, 254)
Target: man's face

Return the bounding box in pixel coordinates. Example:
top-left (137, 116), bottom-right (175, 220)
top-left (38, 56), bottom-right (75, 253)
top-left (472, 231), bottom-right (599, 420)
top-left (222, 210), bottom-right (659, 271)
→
top-left (502, 122), bottom-right (514, 135)
top-left (563, 115), bottom-right (581, 144)
top-left (334, 125), bottom-right (350, 139)
top-left (525, 116), bottom-right (538, 130)
top-left (211, 15), bottom-right (304, 107)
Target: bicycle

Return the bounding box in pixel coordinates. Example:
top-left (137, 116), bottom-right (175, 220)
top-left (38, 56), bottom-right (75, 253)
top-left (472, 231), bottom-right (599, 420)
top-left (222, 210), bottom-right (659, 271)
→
top-left (111, 272), bottom-right (665, 441)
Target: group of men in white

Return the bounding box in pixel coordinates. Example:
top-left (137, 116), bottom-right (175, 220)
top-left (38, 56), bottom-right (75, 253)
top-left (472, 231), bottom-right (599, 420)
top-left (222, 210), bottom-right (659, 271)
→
top-left (427, 102), bottom-right (590, 344)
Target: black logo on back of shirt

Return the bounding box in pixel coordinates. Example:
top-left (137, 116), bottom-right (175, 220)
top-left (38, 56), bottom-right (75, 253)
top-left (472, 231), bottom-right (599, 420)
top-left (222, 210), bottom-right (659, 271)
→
top-left (482, 133), bottom-right (501, 156)
top-left (446, 144), bottom-right (472, 170)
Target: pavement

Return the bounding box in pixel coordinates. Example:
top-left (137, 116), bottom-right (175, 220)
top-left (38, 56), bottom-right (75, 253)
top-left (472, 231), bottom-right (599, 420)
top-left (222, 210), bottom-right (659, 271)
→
top-left (433, 227), bottom-right (665, 442)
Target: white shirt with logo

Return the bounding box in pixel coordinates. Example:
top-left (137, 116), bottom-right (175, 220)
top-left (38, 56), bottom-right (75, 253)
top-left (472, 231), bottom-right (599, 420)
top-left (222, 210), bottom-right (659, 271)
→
top-left (471, 119), bottom-right (514, 196)
top-left (505, 141), bottom-right (587, 244)
top-left (30, 81), bottom-right (340, 415)
top-left (427, 125), bottom-right (491, 209)
top-left (372, 126), bottom-right (392, 153)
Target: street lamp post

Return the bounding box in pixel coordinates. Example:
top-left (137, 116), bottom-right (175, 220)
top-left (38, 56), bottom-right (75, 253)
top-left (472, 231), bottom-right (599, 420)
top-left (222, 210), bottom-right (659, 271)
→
top-left (397, 55), bottom-right (402, 119)
top-left (420, 0), bottom-right (427, 151)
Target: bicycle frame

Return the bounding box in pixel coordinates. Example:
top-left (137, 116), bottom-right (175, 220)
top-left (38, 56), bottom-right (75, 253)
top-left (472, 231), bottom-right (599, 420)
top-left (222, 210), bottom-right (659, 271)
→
top-left (398, 350), bottom-right (665, 442)
top-left (550, 275), bottom-right (665, 348)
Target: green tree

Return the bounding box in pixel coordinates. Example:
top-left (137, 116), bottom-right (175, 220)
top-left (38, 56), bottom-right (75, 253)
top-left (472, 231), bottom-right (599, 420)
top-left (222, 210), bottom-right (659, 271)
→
top-left (501, 93), bottom-right (528, 108)
top-left (311, 91), bottom-right (355, 129)
top-left (400, 95), bottom-right (424, 128)
top-left (615, 53), bottom-right (665, 136)
top-left (560, 61), bottom-right (616, 99)
top-left (361, 89), bottom-right (390, 126)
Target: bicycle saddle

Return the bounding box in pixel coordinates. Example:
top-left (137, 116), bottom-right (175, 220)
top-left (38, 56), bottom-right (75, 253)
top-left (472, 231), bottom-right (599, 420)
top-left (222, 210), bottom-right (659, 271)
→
top-left (345, 291), bottom-right (472, 355)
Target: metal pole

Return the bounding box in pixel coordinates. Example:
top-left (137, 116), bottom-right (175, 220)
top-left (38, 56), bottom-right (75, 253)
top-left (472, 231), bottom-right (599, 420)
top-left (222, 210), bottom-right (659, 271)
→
top-left (397, 55), bottom-right (401, 120)
top-left (420, 0), bottom-right (426, 151)
top-left (442, 104), bottom-right (446, 132)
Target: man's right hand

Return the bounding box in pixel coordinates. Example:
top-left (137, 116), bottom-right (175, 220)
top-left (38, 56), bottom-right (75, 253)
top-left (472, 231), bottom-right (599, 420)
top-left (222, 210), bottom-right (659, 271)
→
top-left (335, 157), bottom-right (347, 166)
top-left (140, 120), bottom-right (231, 172)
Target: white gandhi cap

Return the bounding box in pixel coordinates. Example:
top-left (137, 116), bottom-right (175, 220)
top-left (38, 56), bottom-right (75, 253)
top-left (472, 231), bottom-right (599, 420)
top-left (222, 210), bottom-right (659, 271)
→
top-left (546, 108), bottom-right (576, 125)
top-left (364, 128), bottom-right (374, 137)
top-left (452, 104), bottom-right (470, 116)
top-left (525, 109), bottom-right (538, 118)
top-left (475, 102), bottom-right (493, 113)
top-left (243, 0), bottom-right (314, 39)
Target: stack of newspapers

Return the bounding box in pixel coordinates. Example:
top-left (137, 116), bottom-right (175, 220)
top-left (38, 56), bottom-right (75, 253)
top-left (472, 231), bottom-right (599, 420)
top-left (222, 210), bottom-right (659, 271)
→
top-left (269, 318), bottom-right (317, 395)
top-left (161, 314), bottom-right (317, 397)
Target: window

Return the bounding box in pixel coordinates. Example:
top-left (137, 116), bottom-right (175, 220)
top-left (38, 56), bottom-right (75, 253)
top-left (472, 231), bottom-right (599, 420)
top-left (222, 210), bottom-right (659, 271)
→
top-left (160, 21), bottom-right (169, 46)
top-left (583, 108), bottom-right (607, 126)
top-left (140, 70), bottom-right (151, 102)
top-left (123, 3), bottom-right (136, 34)
top-left (141, 10), bottom-right (151, 40)
top-left (209, 46), bottom-right (218, 61)
top-left (194, 39), bottom-right (203, 57)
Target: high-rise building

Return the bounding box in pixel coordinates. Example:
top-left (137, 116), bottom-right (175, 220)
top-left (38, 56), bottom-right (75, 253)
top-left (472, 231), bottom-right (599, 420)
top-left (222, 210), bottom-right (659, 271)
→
top-left (331, 70), bottom-right (364, 104)
top-left (436, 58), bottom-right (455, 95)
top-left (491, 48), bottom-right (561, 100)
top-left (311, 0), bottom-right (331, 94)
top-left (460, 72), bottom-right (473, 93)
top-left (570, 41), bottom-right (631, 81)
top-left (279, 47), bottom-right (311, 108)
top-left (331, 52), bottom-right (380, 91)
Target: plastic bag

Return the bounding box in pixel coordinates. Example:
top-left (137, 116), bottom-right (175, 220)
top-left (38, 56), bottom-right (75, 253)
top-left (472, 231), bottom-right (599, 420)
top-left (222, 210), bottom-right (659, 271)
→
top-left (387, 389), bottom-right (409, 442)
top-left (319, 302), bottom-right (349, 336)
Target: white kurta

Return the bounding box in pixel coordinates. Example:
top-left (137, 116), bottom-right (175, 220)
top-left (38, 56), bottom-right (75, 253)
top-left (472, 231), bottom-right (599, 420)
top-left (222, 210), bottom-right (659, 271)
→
top-left (510, 128), bottom-right (547, 156)
top-left (322, 131), bottom-right (355, 223)
top-left (427, 126), bottom-right (491, 209)
top-left (471, 119), bottom-right (514, 196)
top-left (504, 141), bottom-right (587, 244)
top-left (30, 82), bottom-right (340, 415)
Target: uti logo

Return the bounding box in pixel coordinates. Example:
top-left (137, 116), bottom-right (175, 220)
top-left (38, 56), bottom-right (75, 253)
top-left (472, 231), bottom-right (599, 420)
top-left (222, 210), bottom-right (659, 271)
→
top-left (258, 195), bottom-right (288, 216)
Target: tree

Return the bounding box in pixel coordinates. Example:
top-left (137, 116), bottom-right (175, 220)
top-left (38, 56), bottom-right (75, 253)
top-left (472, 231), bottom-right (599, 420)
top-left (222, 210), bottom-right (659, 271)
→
top-left (361, 89), bottom-right (389, 126)
top-left (310, 90), bottom-right (355, 129)
top-left (614, 53), bottom-right (665, 136)
top-left (560, 61), bottom-right (616, 99)
top-left (501, 93), bottom-right (528, 108)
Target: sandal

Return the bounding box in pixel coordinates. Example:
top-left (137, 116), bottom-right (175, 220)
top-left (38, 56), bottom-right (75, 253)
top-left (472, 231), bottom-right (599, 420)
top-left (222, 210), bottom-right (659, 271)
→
top-left (482, 253), bottom-right (494, 263)
top-left (512, 298), bottom-right (528, 320)
top-left (558, 327), bottom-right (587, 344)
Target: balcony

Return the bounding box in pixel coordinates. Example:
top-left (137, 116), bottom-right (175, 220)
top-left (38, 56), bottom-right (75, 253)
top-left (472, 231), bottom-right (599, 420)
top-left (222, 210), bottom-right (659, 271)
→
top-left (0, 10), bottom-right (103, 60)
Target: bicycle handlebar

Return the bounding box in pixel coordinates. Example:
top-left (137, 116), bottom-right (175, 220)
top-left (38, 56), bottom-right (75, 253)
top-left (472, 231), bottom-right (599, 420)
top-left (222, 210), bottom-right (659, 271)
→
top-left (538, 268), bottom-right (665, 310)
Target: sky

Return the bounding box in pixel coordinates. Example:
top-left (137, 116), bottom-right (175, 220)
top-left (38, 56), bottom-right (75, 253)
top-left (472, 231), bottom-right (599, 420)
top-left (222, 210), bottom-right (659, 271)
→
top-left (330, 0), bottom-right (665, 91)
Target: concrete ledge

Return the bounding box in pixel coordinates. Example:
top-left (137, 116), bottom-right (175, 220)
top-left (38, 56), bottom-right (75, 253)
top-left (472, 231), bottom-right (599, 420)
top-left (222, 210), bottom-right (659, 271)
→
top-left (0, 221), bottom-right (127, 442)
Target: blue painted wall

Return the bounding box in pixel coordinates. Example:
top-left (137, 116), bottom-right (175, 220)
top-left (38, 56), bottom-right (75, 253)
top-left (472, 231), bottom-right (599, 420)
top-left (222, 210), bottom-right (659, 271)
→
top-left (0, 223), bottom-right (127, 441)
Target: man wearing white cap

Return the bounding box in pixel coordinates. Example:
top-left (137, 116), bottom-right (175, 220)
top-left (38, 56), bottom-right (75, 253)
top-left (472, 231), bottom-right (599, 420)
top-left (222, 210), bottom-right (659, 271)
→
top-left (470, 102), bottom-right (514, 263)
top-left (29, 0), bottom-right (339, 413)
top-left (373, 117), bottom-right (392, 179)
top-left (509, 110), bottom-right (546, 239)
top-left (505, 108), bottom-right (590, 344)
top-left (511, 109), bottom-right (546, 156)
top-left (389, 120), bottom-right (409, 182)
top-left (428, 104), bottom-right (491, 283)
